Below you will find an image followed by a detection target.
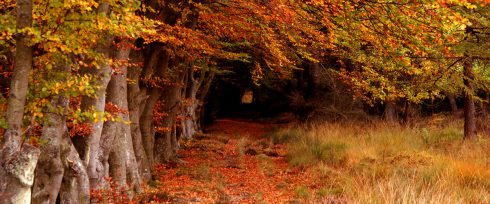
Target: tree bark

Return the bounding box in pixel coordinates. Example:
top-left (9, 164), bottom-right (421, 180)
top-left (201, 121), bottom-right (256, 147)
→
top-left (463, 58), bottom-right (477, 140)
top-left (95, 111), bottom-right (117, 187)
top-left (154, 71), bottom-right (185, 164)
top-left (196, 71), bottom-right (215, 131)
top-left (2, 0), bottom-right (33, 155)
top-left (69, 3), bottom-right (113, 190)
top-left (447, 93), bottom-right (458, 114)
top-left (127, 51), bottom-right (151, 182)
top-left (2, 145), bottom-right (40, 204)
top-left (108, 134), bottom-right (127, 189)
top-left (154, 86), bottom-right (181, 163)
top-left (140, 49), bottom-right (169, 167)
top-left (480, 93), bottom-right (488, 117)
top-left (402, 100), bottom-right (410, 124)
top-left (59, 133), bottom-right (90, 204)
top-left (105, 46), bottom-right (141, 194)
top-left (181, 66), bottom-right (199, 139)
top-left (180, 66), bottom-right (215, 139)
top-left (79, 54), bottom-right (112, 189)
top-left (97, 53), bottom-right (129, 189)
top-left (139, 91), bottom-right (158, 167)
top-left (383, 100), bottom-right (397, 124)
top-left (121, 112), bottom-right (141, 193)
top-left (0, 0), bottom-right (39, 202)
top-left (306, 62), bottom-right (323, 101)
top-left (32, 66), bottom-right (70, 204)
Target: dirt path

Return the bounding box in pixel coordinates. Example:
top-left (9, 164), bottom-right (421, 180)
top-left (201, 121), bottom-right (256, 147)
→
top-left (148, 118), bottom-right (322, 203)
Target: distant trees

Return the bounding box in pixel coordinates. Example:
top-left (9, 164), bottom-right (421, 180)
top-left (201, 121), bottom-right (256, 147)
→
top-left (312, 0), bottom-right (489, 138)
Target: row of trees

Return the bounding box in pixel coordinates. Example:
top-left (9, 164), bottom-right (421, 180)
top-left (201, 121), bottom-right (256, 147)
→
top-left (329, 0), bottom-right (490, 139)
top-left (0, 0), bottom-right (488, 203)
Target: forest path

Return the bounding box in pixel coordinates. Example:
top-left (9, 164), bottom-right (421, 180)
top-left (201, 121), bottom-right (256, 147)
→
top-left (150, 118), bottom-right (322, 203)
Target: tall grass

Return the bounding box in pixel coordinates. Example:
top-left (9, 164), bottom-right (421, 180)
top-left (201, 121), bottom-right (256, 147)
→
top-left (276, 118), bottom-right (490, 203)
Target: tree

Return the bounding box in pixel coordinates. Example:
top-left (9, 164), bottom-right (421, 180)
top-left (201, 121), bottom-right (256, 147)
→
top-left (0, 0), bottom-right (40, 202)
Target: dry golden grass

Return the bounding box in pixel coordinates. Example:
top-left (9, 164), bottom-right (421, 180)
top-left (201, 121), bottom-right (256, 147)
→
top-left (278, 116), bottom-right (490, 203)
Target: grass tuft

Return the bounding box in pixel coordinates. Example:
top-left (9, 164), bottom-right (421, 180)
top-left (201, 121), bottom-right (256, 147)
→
top-left (263, 127), bottom-right (301, 144)
top-left (283, 119), bottom-right (490, 203)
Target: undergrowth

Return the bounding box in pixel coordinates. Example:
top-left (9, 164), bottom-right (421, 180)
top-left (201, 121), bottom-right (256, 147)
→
top-left (267, 118), bottom-right (490, 203)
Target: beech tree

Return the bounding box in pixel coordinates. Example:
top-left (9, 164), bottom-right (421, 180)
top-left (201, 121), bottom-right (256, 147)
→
top-left (0, 0), bottom-right (39, 202)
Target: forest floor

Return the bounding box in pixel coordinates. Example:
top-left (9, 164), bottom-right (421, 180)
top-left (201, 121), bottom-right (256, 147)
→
top-left (144, 118), bottom-right (328, 203)
top-left (139, 115), bottom-right (490, 204)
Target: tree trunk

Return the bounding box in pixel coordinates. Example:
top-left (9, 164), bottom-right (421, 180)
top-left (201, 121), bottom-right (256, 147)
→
top-left (108, 134), bottom-right (127, 188)
top-left (127, 52), bottom-right (151, 182)
top-left (2, 145), bottom-right (40, 204)
top-left (481, 93), bottom-right (488, 117)
top-left (69, 3), bottom-right (113, 189)
top-left (181, 103), bottom-right (198, 139)
top-left (463, 58), bottom-right (477, 140)
top-left (402, 100), bottom-right (410, 124)
top-left (95, 112), bottom-right (117, 187)
top-left (181, 66), bottom-right (199, 139)
top-left (154, 70), bottom-right (185, 164)
top-left (79, 54), bottom-right (112, 189)
top-left (1, 0), bottom-right (33, 156)
top-left (154, 85), bottom-right (181, 163)
top-left (0, 0), bottom-right (39, 202)
top-left (32, 119), bottom-right (65, 204)
top-left (306, 62), bottom-right (323, 101)
top-left (180, 67), bottom-right (215, 139)
top-left (447, 93), bottom-right (458, 114)
top-left (139, 88), bottom-right (159, 169)
top-left (59, 133), bottom-right (90, 204)
top-left (140, 49), bottom-right (169, 167)
top-left (383, 100), bottom-right (397, 123)
top-left (32, 66), bottom-right (70, 204)
top-left (121, 112), bottom-right (141, 193)
top-left (105, 46), bottom-right (141, 194)
top-left (196, 71), bottom-right (215, 131)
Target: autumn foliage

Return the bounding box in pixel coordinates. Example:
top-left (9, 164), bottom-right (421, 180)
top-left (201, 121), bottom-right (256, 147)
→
top-left (0, 0), bottom-right (489, 203)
